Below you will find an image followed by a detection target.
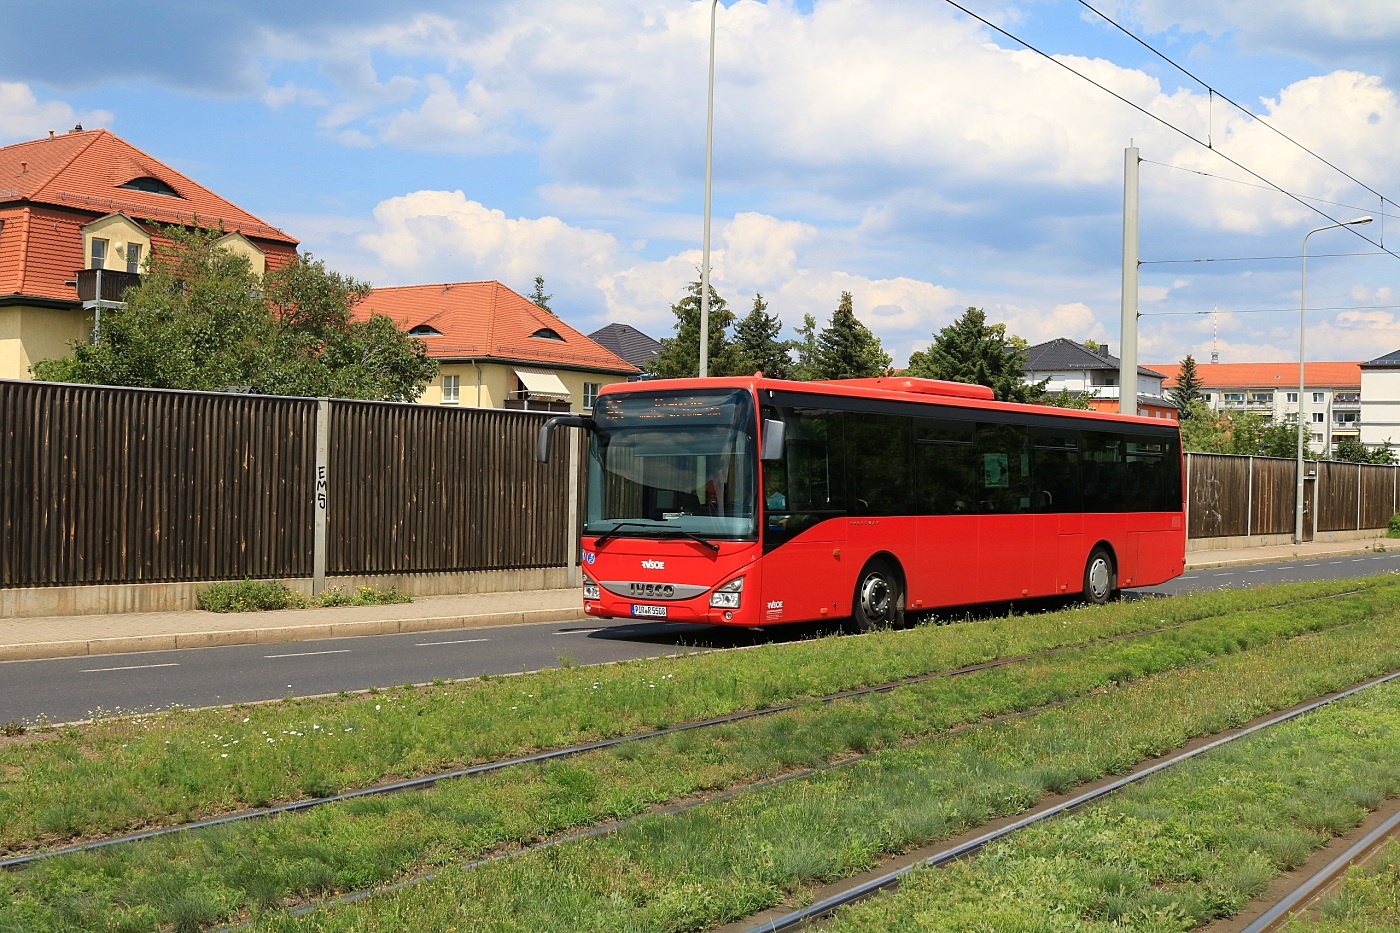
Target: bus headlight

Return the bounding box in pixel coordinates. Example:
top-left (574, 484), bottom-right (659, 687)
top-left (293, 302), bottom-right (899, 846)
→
top-left (710, 576), bottom-right (744, 609)
top-left (583, 575), bottom-right (600, 601)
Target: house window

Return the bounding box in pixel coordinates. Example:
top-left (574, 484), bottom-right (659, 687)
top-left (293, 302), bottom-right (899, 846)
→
top-left (583, 382), bottom-right (601, 410)
top-left (1223, 392), bottom-right (1244, 403)
top-left (1285, 413), bottom-right (1298, 424)
top-left (90, 238), bottom-right (108, 270)
top-left (1313, 392), bottom-right (1325, 403)
top-left (1335, 392), bottom-right (1360, 403)
top-left (1313, 434), bottom-right (1324, 444)
top-left (1311, 412), bottom-right (1324, 423)
top-left (1335, 412), bottom-right (1359, 424)
top-left (531, 327), bottom-right (564, 341)
top-left (1286, 392), bottom-right (1298, 403)
top-left (1249, 392), bottom-right (1272, 403)
top-left (442, 374), bottom-right (460, 405)
top-left (125, 243), bottom-right (142, 274)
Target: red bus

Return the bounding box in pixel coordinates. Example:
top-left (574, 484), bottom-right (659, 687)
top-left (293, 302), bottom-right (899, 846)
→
top-left (538, 374), bottom-right (1184, 629)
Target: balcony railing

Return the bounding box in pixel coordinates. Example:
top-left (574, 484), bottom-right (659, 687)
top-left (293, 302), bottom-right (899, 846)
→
top-left (75, 268), bottom-right (142, 304)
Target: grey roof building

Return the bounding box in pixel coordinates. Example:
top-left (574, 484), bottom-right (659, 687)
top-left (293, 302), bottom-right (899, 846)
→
top-left (1022, 338), bottom-right (1176, 417)
top-left (588, 323), bottom-right (662, 376)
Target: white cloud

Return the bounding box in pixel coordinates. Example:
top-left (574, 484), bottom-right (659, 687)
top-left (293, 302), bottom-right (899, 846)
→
top-left (0, 83), bottom-right (112, 145)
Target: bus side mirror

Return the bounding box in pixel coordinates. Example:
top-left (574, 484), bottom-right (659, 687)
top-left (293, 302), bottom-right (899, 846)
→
top-left (537, 415), bottom-right (593, 463)
top-left (761, 419), bottom-right (785, 461)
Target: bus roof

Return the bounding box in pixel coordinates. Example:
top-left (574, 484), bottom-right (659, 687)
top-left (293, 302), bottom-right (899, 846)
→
top-left (600, 374), bottom-right (1175, 428)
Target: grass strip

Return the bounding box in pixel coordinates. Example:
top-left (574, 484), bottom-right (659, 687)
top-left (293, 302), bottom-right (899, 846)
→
top-left (1278, 840), bottom-right (1400, 931)
top-left (822, 689), bottom-right (1400, 932)
top-left (0, 593), bottom-right (1379, 931)
top-left (1, 577), bottom-right (1378, 851)
top-left (215, 613), bottom-right (1400, 931)
top-left (5, 591), bottom-right (1394, 924)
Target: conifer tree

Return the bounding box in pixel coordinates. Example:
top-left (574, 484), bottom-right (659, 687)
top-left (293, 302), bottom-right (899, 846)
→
top-left (527, 275), bottom-right (555, 315)
top-left (811, 291), bottom-right (891, 380)
top-left (1169, 354), bottom-right (1206, 416)
top-left (733, 293), bottom-right (793, 379)
top-left (648, 280), bottom-right (746, 378)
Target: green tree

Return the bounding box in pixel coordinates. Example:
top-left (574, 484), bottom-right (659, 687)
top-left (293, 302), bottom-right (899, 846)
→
top-left (811, 291), bottom-right (891, 380)
top-left (528, 275), bottom-right (554, 315)
top-left (1178, 402), bottom-right (1315, 458)
top-left (732, 293), bottom-right (793, 379)
top-left (1169, 354), bottom-right (1206, 416)
top-left (905, 306), bottom-right (1047, 402)
top-left (790, 312), bottom-right (821, 381)
top-left (1041, 388), bottom-right (1095, 410)
top-left (1331, 436), bottom-right (1396, 464)
top-left (648, 279), bottom-right (746, 378)
top-left (32, 227), bottom-right (437, 402)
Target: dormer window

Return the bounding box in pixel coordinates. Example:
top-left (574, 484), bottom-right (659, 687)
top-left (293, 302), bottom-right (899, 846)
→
top-left (531, 327), bottom-right (564, 341)
top-left (408, 324), bottom-right (442, 336)
top-left (118, 176), bottom-right (181, 198)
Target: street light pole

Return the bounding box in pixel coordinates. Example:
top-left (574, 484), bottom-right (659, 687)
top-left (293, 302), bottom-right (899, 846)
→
top-left (699, 0), bottom-right (718, 378)
top-left (1294, 215), bottom-right (1372, 544)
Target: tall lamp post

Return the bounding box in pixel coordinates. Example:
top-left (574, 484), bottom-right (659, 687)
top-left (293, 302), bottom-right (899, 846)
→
top-left (699, 0), bottom-right (718, 378)
top-left (1294, 216), bottom-right (1372, 544)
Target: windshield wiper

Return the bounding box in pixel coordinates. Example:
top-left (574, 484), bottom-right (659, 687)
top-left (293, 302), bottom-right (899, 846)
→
top-left (592, 522), bottom-right (721, 552)
top-left (658, 529), bottom-right (721, 552)
top-left (592, 522), bottom-right (655, 549)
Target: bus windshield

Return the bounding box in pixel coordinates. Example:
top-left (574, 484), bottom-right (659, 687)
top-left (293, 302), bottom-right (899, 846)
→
top-left (586, 388), bottom-right (758, 540)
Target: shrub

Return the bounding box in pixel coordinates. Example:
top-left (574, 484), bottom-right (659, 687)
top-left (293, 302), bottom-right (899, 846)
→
top-left (196, 579), bottom-right (306, 613)
top-left (1388, 513), bottom-right (1400, 538)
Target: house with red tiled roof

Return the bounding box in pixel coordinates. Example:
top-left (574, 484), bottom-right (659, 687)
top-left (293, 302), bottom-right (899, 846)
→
top-left (357, 281), bottom-right (638, 412)
top-left (1152, 361), bottom-right (1362, 455)
top-left (0, 127), bottom-right (299, 379)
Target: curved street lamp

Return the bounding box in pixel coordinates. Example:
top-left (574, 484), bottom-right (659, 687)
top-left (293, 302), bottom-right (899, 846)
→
top-left (699, 0), bottom-right (718, 378)
top-left (1294, 215), bottom-right (1372, 544)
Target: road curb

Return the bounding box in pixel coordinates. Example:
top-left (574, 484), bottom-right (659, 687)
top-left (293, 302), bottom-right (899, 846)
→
top-left (0, 607), bottom-right (588, 663)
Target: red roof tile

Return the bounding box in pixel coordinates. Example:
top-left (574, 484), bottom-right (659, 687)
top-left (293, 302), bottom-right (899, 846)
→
top-left (357, 281), bottom-right (638, 375)
top-left (0, 129), bottom-right (296, 245)
top-left (1151, 361), bottom-right (1361, 390)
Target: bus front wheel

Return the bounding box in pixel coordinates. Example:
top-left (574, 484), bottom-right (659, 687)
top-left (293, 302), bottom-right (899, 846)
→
top-left (1082, 547), bottom-right (1117, 605)
top-left (849, 560), bottom-right (905, 632)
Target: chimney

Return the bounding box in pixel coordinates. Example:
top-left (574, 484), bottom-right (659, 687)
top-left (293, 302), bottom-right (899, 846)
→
top-left (19, 162), bottom-right (26, 174)
top-left (1098, 344), bottom-right (1111, 358)
top-left (48, 130), bottom-right (54, 140)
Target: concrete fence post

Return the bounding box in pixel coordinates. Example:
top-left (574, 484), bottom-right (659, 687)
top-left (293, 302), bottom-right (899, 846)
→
top-left (313, 397), bottom-right (330, 595)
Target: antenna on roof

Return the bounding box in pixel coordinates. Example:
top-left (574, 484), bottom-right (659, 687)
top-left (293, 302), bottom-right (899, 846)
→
top-left (1211, 307), bottom-right (1219, 364)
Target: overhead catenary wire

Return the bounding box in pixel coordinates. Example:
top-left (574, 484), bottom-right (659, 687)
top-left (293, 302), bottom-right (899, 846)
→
top-left (1077, 0), bottom-right (1397, 236)
top-left (1140, 158), bottom-right (1400, 226)
top-left (937, 0), bottom-right (1400, 264)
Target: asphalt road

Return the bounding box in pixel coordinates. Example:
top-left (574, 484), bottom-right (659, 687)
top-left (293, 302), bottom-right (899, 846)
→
top-left (4, 550), bottom-right (1398, 725)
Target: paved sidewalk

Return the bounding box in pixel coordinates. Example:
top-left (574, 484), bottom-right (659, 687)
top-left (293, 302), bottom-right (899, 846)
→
top-left (1, 536), bottom-right (1390, 663)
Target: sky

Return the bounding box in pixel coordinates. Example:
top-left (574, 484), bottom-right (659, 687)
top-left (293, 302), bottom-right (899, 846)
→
top-left (4, 0), bottom-right (1400, 369)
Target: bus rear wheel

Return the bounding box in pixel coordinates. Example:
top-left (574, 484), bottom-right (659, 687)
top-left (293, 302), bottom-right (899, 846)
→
top-left (1082, 547), bottom-right (1117, 605)
top-left (848, 560), bottom-right (905, 632)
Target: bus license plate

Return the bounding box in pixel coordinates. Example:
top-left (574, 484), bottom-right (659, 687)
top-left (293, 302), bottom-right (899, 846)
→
top-left (631, 604), bottom-right (668, 618)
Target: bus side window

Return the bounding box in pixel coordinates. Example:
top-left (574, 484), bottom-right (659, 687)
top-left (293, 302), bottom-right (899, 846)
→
top-left (914, 418), bottom-right (976, 515)
top-left (976, 422), bottom-right (1031, 514)
top-left (1030, 431), bottom-right (1080, 514)
top-left (784, 408), bottom-right (846, 516)
top-left (846, 413), bottom-right (911, 515)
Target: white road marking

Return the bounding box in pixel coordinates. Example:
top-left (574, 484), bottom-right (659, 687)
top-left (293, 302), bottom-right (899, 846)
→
top-left (1213, 573), bottom-right (1234, 577)
top-left (553, 628), bottom-right (605, 635)
top-left (264, 649), bottom-right (352, 659)
top-left (415, 638), bottom-right (490, 647)
top-left (1246, 569), bottom-right (1267, 573)
top-left (1180, 575), bottom-right (1198, 580)
top-left (1303, 563), bottom-right (1321, 567)
top-left (80, 662), bottom-right (180, 673)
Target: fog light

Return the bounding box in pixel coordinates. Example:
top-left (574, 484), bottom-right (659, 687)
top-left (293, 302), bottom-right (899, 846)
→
top-left (710, 576), bottom-right (744, 609)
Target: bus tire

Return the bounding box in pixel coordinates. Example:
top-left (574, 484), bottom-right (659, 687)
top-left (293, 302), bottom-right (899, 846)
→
top-left (849, 560), bottom-right (905, 632)
top-left (1082, 546), bottom-right (1117, 605)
